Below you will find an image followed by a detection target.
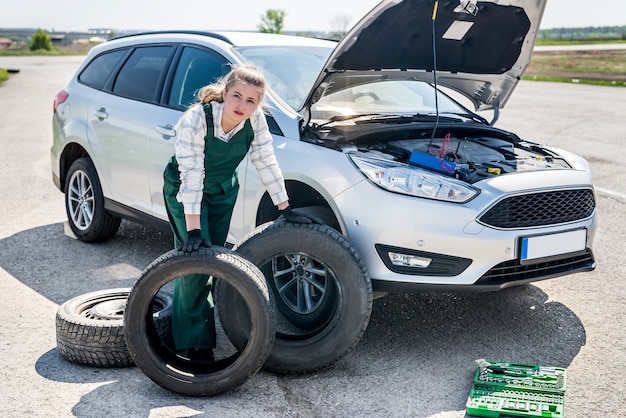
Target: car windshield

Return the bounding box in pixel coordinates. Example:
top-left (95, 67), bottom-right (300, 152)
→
top-left (236, 45), bottom-right (333, 110)
top-left (310, 78), bottom-right (467, 122)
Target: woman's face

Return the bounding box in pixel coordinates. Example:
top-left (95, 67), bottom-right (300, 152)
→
top-left (221, 81), bottom-right (262, 128)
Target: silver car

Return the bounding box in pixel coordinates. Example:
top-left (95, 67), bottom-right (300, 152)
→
top-left (52, 0), bottom-right (596, 296)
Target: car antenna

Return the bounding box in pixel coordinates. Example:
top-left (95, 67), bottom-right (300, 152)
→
top-left (429, 0), bottom-right (440, 144)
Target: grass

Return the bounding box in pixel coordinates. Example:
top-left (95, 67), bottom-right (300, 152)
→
top-left (0, 68), bottom-right (7, 87)
top-left (524, 48), bottom-right (626, 87)
top-left (0, 42), bottom-right (95, 57)
top-left (535, 39), bottom-right (626, 46)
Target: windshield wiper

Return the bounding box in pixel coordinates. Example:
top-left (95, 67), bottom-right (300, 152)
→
top-left (315, 113), bottom-right (389, 127)
top-left (316, 112), bottom-right (484, 127)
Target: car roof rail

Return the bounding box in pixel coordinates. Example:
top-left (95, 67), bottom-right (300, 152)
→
top-left (108, 30), bottom-right (234, 45)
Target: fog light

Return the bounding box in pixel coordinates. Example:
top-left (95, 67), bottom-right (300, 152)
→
top-left (388, 252), bottom-right (432, 268)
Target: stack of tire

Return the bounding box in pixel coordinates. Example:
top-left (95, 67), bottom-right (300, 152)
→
top-left (56, 217), bottom-right (372, 396)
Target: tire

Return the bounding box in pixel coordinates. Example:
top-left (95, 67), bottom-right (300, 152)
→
top-left (64, 157), bottom-right (121, 242)
top-left (55, 288), bottom-right (173, 368)
top-left (292, 205), bottom-right (341, 231)
top-left (219, 220), bottom-right (373, 374)
top-left (124, 247), bottom-right (275, 397)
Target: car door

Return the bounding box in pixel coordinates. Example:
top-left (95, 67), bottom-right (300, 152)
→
top-left (148, 45), bottom-right (231, 221)
top-left (87, 45), bottom-right (174, 214)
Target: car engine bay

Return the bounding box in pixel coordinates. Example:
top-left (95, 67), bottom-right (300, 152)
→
top-left (304, 122), bottom-right (571, 184)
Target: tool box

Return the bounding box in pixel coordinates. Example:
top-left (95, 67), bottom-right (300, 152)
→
top-left (466, 360), bottom-right (566, 417)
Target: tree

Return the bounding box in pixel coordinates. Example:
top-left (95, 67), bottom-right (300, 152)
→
top-left (330, 14), bottom-right (352, 38)
top-left (30, 28), bottom-right (53, 51)
top-left (258, 9), bottom-right (286, 34)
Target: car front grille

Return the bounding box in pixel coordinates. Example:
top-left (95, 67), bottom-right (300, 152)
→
top-left (476, 249), bottom-right (594, 285)
top-left (479, 189), bottom-right (595, 229)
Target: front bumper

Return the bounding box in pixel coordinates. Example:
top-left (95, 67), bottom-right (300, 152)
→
top-left (333, 174), bottom-right (598, 291)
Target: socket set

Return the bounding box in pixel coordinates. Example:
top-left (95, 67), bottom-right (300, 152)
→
top-left (466, 360), bottom-right (566, 417)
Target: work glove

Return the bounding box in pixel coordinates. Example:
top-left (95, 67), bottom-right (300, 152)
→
top-left (178, 229), bottom-right (211, 252)
top-left (280, 206), bottom-right (320, 224)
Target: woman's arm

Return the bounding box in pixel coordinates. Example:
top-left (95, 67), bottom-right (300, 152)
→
top-left (175, 105), bottom-right (207, 222)
top-left (248, 109), bottom-right (289, 206)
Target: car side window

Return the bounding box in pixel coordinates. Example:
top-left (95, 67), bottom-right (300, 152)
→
top-left (112, 46), bottom-right (172, 102)
top-left (168, 47), bottom-right (229, 110)
top-left (78, 49), bottom-right (127, 90)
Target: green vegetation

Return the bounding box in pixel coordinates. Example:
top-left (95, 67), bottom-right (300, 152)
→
top-left (258, 9), bottom-right (286, 34)
top-left (1, 49), bottom-right (70, 56)
top-left (525, 49), bottom-right (626, 88)
top-left (536, 38), bottom-right (626, 46)
top-left (29, 28), bottom-right (53, 51)
top-left (539, 25), bottom-right (626, 42)
top-left (0, 68), bottom-right (7, 87)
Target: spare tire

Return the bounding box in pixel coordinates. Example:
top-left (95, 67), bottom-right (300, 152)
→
top-left (218, 220), bottom-right (373, 374)
top-left (55, 288), bottom-right (172, 368)
top-left (124, 247), bottom-right (275, 397)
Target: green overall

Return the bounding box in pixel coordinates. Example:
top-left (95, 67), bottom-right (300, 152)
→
top-left (163, 103), bottom-right (254, 350)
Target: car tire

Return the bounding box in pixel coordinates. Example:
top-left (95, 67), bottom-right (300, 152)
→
top-left (64, 157), bottom-right (121, 242)
top-left (291, 205), bottom-right (341, 231)
top-left (55, 288), bottom-right (173, 368)
top-left (219, 220), bottom-right (373, 374)
top-left (124, 247), bottom-right (275, 397)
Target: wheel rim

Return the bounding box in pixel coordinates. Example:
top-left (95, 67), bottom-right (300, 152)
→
top-left (67, 169), bottom-right (95, 231)
top-left (77, 294), bottom-right (169, 321)
top-left (87, 299), bottom-right (126, 320)
top-left (271, 253), bottom-right (330, 315)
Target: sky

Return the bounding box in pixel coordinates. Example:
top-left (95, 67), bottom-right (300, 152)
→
top-left (2, 0), bottom-right (625, 33)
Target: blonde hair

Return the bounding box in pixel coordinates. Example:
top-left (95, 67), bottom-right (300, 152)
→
top-left (197, 65), bottom-right (266, 104)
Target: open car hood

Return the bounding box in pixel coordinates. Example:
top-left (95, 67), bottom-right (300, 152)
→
top-left (303, 0), bottom-right (547, 113)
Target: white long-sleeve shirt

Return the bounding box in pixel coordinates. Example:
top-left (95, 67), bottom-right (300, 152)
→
top-left (175, 101), bottom-right (288, 215)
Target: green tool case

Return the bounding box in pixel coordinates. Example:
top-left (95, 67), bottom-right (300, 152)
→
top-left (466, 360), bottom-right (566, 417)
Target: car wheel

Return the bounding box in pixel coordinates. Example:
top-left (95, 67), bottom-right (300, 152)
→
top-left (64, 157), bottom-right (121, 242)
top-left (270, 206), bottom-right (341, 328)
top-left (124, 247), bottom-right (275, 397)
top-left (55, 288), bottom-right (173, 368)
top-left (219, 220), bottom-right (373, 374)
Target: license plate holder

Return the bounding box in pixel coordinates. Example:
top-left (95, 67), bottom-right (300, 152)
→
top-left (520, 229), bottom-right (587, 264)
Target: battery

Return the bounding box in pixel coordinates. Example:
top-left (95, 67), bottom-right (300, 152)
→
top-left (409, 150), bottom-right (456, 175)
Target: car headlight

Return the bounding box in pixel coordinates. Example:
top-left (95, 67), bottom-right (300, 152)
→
top-left (349, 155), bottom-right (479, 203)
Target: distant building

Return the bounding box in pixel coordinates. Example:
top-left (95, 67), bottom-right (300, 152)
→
top-left (0, 37), bottom-right (12, 50)
top-left (50, 33), bottom-right (67, 46)
top-left (88, 28), bottom-right (114, 36)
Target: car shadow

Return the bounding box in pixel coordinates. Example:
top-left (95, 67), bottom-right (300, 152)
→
top-left (275, 285), bottom-right (586, 416)
top-left (3, 222), bottom-right (585, 416)
top-left (0, 221), bottom-right (173, 305)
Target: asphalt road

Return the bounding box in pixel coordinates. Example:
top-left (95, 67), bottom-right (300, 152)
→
top-left (0, 56), bottom-right (624, 418)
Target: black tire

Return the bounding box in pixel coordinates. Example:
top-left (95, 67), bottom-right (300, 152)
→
top-left (55, 288), bottom-right (173, 368)
top-left (292, 206), bottom-right (341, 231)
top-left (219, 220), bottom-right (372, 374)
top-left (124, 247), bottom-right (275, 397)
top-left (64, 157), bottom-right (121, 242)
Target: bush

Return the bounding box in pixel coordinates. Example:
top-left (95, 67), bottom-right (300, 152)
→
top-left (30, 29), bottom-right (53, 51)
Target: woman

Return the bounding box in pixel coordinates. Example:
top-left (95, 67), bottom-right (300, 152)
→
top-left (163, 65), bottom-right (315, 360)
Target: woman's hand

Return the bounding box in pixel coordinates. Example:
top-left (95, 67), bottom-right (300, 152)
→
top-left (178, 229), bottom-right (211, 252)
top-left (279, 206), bottom-right (321, 224)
